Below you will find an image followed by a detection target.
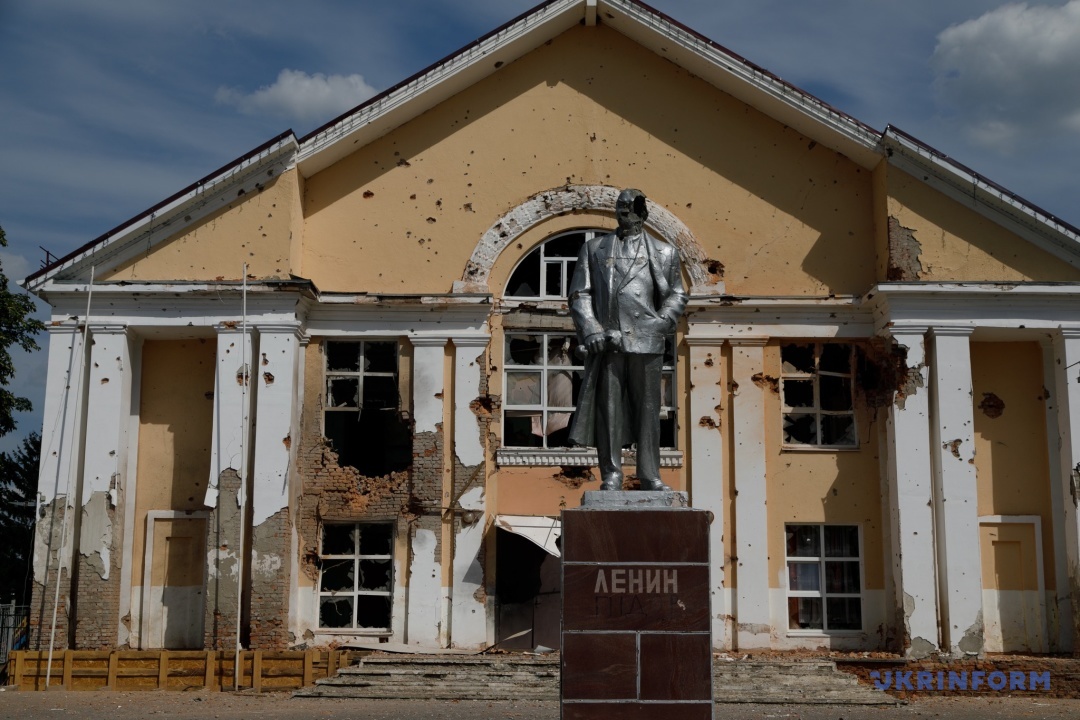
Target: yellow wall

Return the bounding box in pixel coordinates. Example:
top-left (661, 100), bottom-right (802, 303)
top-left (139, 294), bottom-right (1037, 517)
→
top-left (102, 169), bottom-right (299, 282)
top-left (763, 342), bottom-right (885, 591)
top-left (971, 341), bottom-right (1055, 588)
top-left (302, 24), bottom-right (876, 296)
top-left (131, 338), bottom-right (216, 588)
top-left (885, 168), bottom-right (1080, 282)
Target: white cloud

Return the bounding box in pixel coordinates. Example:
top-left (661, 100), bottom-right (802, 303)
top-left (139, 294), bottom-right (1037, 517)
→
top-left (932, 1), bottom-right (1080, 152)
top-left (216, 69), bottom-right (376, 125)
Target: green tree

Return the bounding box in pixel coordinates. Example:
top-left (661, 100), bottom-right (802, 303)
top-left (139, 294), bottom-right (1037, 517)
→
top-left (0, 432), bottom-right (39, 603)
top-left (0, 225), bottom-right (45, 437)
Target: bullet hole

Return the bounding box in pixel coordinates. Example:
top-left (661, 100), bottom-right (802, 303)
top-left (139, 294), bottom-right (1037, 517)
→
top-left (426, 217), bottom-right (436, 224)
top-left (979, 392), bottom-right (1005, 419)
top-left (263, 372), bottom-right (275, 385)
top-left (751, 373), bottom-right (779, 393)
top-left (435, 199), bottom-right (442, 208)
top-left (363, 190), bottom-right (375, 198)
top-left (494, 60), bottom-right (504, 68)
top-left (703, 357), bottom-right (714, 367)
top-left (100, 378), bottom-right (110, 384)
top-left (426, 178), bottom-right (434, 184)
top-left (397, 158), bottom-right (411, 167)
top-left (699, 416), bottom-right (719, 429)
top-left (464, 203), bottom-right (473, 212)
top-left (703, 259), bottom-right (725, 281)
top-left (410, 194), bottom-right (416, 200)
top-left (808, 141), bottom-right (818, 150)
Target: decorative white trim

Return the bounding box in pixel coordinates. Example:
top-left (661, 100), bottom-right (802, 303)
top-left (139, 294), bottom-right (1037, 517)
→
top-left (496, 447), bottom-right (683, 467)
top-left (453, 184), bottom-right (721, 295)
top-left (687, 296), bottom-right (874, 340)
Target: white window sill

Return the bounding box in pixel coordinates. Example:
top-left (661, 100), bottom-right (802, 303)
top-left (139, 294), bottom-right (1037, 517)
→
top-left (786, 629), bottom-right (865, 636)
top-left (496, 447), bottom-right (683, 467)
top-left (781, 444), bottom-right (861, 453)
top-left (315, 628), bottom-right (392, 636)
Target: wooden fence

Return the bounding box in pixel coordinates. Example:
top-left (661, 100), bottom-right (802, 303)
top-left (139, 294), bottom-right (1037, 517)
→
top-left (4, 649), bottom-right (353, 691)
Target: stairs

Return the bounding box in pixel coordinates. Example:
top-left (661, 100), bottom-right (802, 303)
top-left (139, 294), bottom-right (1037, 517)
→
top-left (295, 654), bottom-right (897, 704)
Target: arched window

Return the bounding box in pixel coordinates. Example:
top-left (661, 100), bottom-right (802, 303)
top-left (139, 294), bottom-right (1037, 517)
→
top-left (505, 229), bottom-right (604, 300)
top-left (501, 229), bottom-right (677, 452)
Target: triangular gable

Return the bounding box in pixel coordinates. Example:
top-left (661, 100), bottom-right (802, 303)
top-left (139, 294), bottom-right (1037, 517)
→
top-left (24, 0), bottom-right (1080, 291)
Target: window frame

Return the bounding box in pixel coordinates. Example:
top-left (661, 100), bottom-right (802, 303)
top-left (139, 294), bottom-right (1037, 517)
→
top-left (780, 342), bottom-right (858, 450)
top-left (784, 523), bottom-right (864, 635)
top-left (504, 228), bottom-right (608, 301)
top-left (317, 521), bottom-right (395, 633)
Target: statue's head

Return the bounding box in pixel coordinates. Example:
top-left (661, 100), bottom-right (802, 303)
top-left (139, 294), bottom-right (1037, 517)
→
top-left (615, 188), bottom-right (648, 234)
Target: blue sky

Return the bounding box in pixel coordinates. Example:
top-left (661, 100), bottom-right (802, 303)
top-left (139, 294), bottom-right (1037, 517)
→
top-left (2, 0), bottom-right (1080, 452)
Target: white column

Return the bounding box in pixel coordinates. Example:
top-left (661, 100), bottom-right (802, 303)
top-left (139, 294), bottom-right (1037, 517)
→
top-left (687, 338), bottom-right (727, 649)
top-left (450, 337), bottom-right (488, 648)
top-left (406, 336), bottom-right (446, 648)
top-left (78, 325), bottom-right (132, 580)
top-left (731, 338), bottom-right (770, 648)
top-left (33, 324), bottom-right (87, 610)
top-left (1049, 329), bottom-right (1080, 652)
top-left (929, 328), bottom-right (983, 655)
top-left (883, 328), bottom-right (941, 657)
top-left (250, 324), bottom-right (301, 527)
top-left (1041, 335), bottom-right (1075, 652)
top-left (205, 324), bottom-right (254, 508)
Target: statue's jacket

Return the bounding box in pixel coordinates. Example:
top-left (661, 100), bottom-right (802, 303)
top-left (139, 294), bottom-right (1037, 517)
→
top-left (567, 230), bottom-right (688, 446)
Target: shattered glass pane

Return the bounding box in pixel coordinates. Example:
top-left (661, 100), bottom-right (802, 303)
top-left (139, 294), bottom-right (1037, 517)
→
top-left (504, 411), bottom-right (543, 448)
top-left (544, 232), bottom-right (585, 258)
top-left (546, 335), bottom-right (578, 363)
top-left (788, 562), bottom-right (820, 591)
top-left (328, 378), bottom-right (359, 407)
top-left (322, 524), bottom-right (355, 555)
top-left (544, 260), bottom-right (563, 296)
top-left (359, 524), bottom-right (393, 555)
top-left (821, 415), bottom-right (856, 446)
top-left (326, 342), bottom-right (360, 372)
top-left (660, 415), bottom-right (675, 448)
top-left (506, 372), bottom-right (542, 405)
top-left (824, 526), bottom-right (859, 558)
top-left (826, 597), bottom-right (862, 630)
top-left (365, 342), bottom-right (397, 373)
top-left (781, 344), bottom-right (815, 374)
top-left (660, 372), bottom-right (674, 407)
top-left (506, 335), bottom-right (542, 366)
top-left (359, 560), bottom-right (392, 592)
top-left (320, 559), bottom-right (354, 592)
top-left (787, 525), bottom-right (820, 557)
top-left (507, 249), bottom-right (541, 297)
top-left (783, 380), bottom-right (814, 408)
top-left (820, 375), bottom-right (852, 411)
top-left (363, 375), bottom-right (399, 410)
top-left (783, 413), bottom-right (817, 444)
top-left (788, 597), bottom-right (822, 630)
top-left (825, 561), bottom-right (861, 594)
top-left (820, 343), bottom-right (851, 374)
top-left (319, 596), bottom-right (353, 628)
top-left (356, 595), bottom-right (392, 630)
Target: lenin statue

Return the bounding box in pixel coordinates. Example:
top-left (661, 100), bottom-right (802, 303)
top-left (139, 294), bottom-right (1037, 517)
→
top-left (567, 189), bottom-right (688, 491)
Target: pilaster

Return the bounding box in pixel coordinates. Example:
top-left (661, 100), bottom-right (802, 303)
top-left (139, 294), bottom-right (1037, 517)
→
top-left (449, 337), bottom-right (488, 648)
top-left (73, 324), bottom-right (132, 648)
top-left (730, 338), bottom-right (769, 649)
top-left (248, 323), bottom-right (302, 648)
top-left (406, 336), bottom-right (447, 648)
top-left (883, 327), bottom-right (941, 657)
top-left (1049, 329), bottom-right (1080, 652)
top-left (686, 337), bottom-right (727, 649)
top-left (928, 327), bottom-right (983, 655)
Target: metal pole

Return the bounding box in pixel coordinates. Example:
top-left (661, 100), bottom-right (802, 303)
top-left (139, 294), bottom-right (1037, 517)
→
top-left (234, 265), bottom-right (248, 690)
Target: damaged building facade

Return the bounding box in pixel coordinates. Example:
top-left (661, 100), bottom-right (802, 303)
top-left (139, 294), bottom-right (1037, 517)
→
top-left (22, 0), bottom-right (1080, 659)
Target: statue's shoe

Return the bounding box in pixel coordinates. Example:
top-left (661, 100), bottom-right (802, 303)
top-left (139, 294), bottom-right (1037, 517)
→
top-left (639, 479), bottom-right (672, 492)
top-left (600, 473), bottom-right (623, 490)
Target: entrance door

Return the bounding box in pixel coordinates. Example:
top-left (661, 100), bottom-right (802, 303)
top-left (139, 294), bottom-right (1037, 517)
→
top-left (142, 515), bottom-right (208, 649)
top-left (979, 519), bottom-right (1046, 652)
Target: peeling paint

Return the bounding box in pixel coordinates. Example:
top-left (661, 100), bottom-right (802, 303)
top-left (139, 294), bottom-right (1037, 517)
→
top-left (944, 438), bottom-right (963, 460)
top-left (958, 611), bottom-right (984, 655)
top-left (887, 216), bottom-right (923, 281)
top-left (750, 372), bottom-right (779, 393)
top-left (909, 636), bottom-right (936, 659)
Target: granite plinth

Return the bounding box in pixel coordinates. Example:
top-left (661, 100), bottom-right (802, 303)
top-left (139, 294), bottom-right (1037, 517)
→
top-left (561, 500), bottom-right (713, 719)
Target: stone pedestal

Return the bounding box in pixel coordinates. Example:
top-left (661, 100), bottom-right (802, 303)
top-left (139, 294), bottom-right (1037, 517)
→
top-left (561, 491), bottom-right (713, 720)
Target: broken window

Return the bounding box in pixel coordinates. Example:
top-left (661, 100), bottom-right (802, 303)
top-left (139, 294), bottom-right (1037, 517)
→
top-left (324, 340), bottom-right (411, 475)
top-left (505, 230), bottom-right (598, 300)
top-left (781, 343), bottom-right (856, 448)
top-left (318, 522), bottom-right (395, 631)
top-left (503, 332), bottom-right (677, 449)
top-left (785, 524), bottom-right (862, 632)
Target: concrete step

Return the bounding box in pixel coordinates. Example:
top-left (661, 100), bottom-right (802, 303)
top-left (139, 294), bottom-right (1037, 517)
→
top-left (294, 653), bottom-right (898, 705)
